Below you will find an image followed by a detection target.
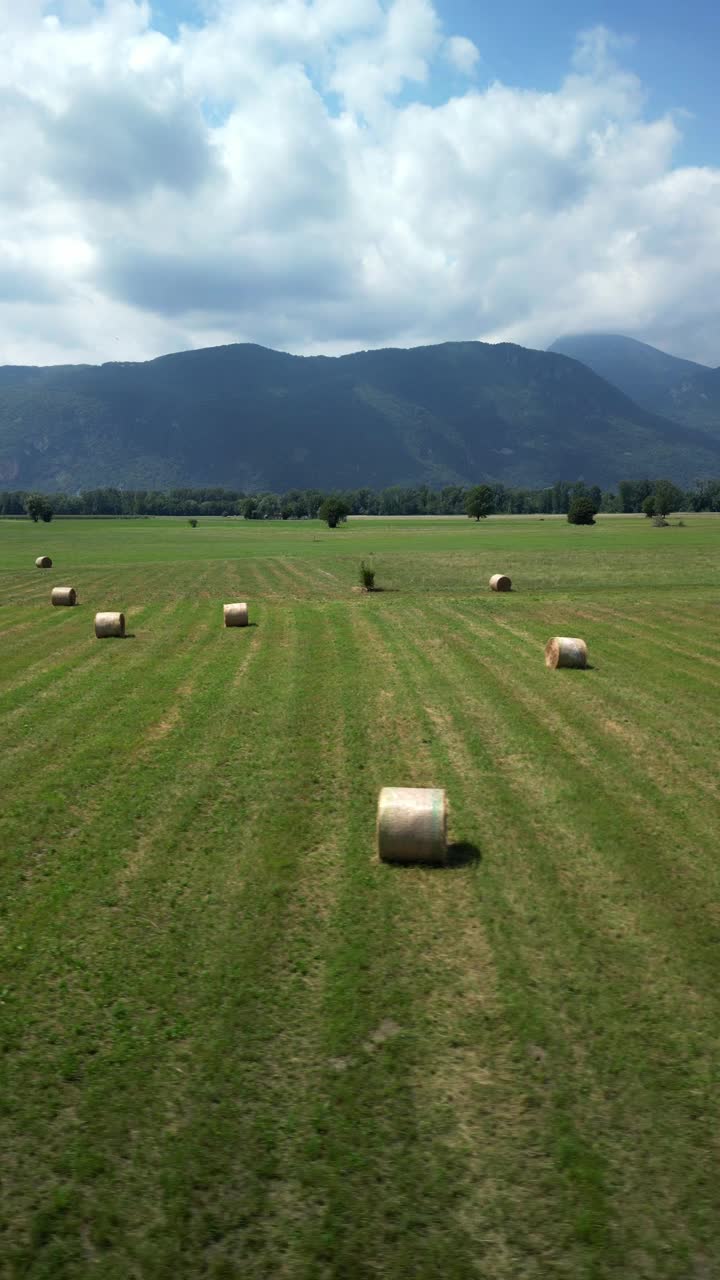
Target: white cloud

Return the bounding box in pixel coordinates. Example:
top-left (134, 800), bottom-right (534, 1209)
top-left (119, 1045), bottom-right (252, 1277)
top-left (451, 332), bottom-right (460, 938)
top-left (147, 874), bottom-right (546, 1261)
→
top-left (326, 0), bottom-right (441, 119)
top-left (0, 3), bottom-right (718, 366)
top-left (444, 35), bottom-right (479, 77)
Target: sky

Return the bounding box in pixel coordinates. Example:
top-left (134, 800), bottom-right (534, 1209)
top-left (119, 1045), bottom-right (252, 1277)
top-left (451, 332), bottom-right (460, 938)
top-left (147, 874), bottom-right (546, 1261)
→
top-left (2, 0), bottom-right (719, 367)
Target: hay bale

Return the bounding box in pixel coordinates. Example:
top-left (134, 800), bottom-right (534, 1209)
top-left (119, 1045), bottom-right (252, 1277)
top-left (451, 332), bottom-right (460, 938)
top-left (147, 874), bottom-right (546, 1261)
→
top-left (224, 602), bottom-right (248, 627)
top-left (545, 636), bottom-right (587, 669)
top-left (51, 587), bottom-right (77, 607)
top-left (377, 787), bottom-right (448, 864)
top-left (489, 573), bottom-right (512, 592)
top-left (95, 611), bottom-right (125, 639)
top-left (35, 556), bottom-right (52, 569)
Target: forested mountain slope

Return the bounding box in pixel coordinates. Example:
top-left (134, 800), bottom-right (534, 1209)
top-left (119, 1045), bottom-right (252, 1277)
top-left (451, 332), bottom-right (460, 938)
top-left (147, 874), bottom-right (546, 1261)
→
top-left (2, 339), bottom-right (719, 491)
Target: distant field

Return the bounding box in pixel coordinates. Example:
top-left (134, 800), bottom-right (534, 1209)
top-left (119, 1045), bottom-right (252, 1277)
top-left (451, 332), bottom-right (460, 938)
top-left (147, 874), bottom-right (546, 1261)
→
top-left (2, 515), bottom-right (720, 1279)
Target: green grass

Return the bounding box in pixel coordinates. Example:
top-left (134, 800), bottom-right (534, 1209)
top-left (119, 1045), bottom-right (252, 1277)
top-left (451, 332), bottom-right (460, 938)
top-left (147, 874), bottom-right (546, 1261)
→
top-left (1, 514), bottom-right (720, 1279)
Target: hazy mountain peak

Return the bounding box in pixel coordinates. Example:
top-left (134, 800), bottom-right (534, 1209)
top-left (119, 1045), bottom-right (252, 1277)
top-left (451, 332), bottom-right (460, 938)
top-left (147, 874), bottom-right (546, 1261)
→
top-left (549, 333), bottom-right (720, 434)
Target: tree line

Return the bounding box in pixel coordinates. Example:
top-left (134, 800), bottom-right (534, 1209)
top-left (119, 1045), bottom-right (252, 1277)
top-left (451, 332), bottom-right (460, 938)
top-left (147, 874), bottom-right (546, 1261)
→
top-left (3, 477), bottom-right (720, 522)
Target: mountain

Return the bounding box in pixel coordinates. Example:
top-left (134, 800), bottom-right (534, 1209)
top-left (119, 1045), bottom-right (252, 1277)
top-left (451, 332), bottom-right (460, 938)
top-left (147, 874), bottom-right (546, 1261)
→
top-left (549, 333), bottom-right (720, 435)
top-left (1, 340), bottom-right (720, 492)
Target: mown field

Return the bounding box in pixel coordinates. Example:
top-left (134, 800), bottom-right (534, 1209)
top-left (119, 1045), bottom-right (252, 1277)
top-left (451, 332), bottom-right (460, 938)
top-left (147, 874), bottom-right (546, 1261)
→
top-left (1, 513), bottom-right (720, 1280)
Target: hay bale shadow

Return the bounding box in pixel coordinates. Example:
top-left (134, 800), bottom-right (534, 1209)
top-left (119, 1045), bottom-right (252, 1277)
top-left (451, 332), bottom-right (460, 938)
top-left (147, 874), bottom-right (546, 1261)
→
top-left (382, 841), bottom-right (481, 870)
top-left (552, 662), bottom-right (595, 671)
top-left (446, 841), bottom-right (482, 868)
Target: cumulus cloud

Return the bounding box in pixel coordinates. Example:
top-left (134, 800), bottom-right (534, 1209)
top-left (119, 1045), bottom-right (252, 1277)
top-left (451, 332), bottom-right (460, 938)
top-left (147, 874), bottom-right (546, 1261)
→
top-left (45, 83), bottom-right (218, 201)
top-left (0, 2), bottom-right (718, 366)
top-left (444, 35), bottom-right (480, 76)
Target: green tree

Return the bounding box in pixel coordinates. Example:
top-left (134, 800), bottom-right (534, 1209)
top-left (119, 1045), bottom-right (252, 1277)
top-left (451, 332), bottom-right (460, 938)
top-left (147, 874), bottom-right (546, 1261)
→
top-left (550, 480), bottom-right (571, 513)
top-left (302, 490), bottom-right (324, 518)
top-left (618, 479), bottom-right (652, 512)
top-left (317, 497), bottom-right (349, 528)
top-left (24, 493), bottom-right (53, 522)
top-left (642, 495), bottom-right (656, 518)
top-left (653, 480), bottom-right (683, 517)
top-left (690, 480), bottom-right (720, 512)
top-left (437, 485), bottom-right (463, 514)
top-left (464, 485), bottom-right (494, 521)
top-left (567, 496), bottom-right (597, 525)
top-left (256, 493), bottom-right (280, 519)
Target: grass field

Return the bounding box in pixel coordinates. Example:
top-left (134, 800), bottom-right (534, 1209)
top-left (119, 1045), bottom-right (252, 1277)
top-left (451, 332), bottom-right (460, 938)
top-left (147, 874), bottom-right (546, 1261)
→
top-left (2, 513), bottom-right (720, 1280)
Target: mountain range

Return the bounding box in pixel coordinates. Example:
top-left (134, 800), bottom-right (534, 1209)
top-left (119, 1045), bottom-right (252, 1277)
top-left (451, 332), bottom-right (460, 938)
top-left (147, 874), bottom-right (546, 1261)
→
top-left (0, 336), bottom-right (718, 493)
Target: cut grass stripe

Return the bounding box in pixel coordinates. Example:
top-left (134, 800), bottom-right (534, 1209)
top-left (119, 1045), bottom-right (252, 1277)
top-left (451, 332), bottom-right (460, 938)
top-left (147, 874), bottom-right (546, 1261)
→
top-left (367, 600), bottom-right (720, 1273)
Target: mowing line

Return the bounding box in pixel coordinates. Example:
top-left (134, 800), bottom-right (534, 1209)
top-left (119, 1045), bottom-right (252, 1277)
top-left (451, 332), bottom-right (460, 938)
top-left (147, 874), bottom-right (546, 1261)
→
top-left (0, 601), bottom-right (193, 793)
top-left (364, 603), bottom-right (624, 1274)
top-left (354, 603), bottom-right (616, 1275)
top-left (371, 600), bottom-right (720, 1272)
top-left (1, 608), bottom-right (294, 1270)
top-left (480, 608), bottom-right (720, 797)
top-left (441, 600), bottom-right (720, 875)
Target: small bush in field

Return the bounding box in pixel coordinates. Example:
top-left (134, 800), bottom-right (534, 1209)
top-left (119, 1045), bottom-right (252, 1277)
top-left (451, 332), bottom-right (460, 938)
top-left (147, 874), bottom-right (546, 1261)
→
top-left (567, 497), bottom-right (597, 525)
top-left (318, 498), bottom-right (349, 528)
top-left (360, 560), bottom-right (376, 591)
top-left (188, 517), bottom-right (198, 527)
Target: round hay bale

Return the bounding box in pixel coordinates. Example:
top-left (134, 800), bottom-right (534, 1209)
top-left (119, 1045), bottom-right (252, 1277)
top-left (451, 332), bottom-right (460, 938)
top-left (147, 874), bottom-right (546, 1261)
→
top-left (489, 573), bottom-right (512, 592)
top-left (377, 787), bottom-right (448, 864)
top-left (545, 636), bottom-right (588, 669)
top-left (51, 587), bottom-right (77, 607)
top-left (224, 602), bottom-right (248, 627)
top-left (95, 611), bottom-right (125, 639)
top-left (35, 556), bottom-right (52, 569)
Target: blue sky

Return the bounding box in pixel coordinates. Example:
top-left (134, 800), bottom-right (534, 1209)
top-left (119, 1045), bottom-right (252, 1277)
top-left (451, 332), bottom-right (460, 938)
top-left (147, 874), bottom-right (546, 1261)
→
top-left (3, 0), bottom-right (720, 365)
top-left (446, 0), bottom-right (720, 167)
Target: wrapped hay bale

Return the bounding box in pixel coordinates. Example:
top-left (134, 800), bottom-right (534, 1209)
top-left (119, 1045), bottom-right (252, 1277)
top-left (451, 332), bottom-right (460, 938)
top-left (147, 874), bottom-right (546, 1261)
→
top-left (35, 556), bottom-right (52, 568)
top-left (377, 787), bottom-right (448, 864)
top-left (95, 611), bottom-right (125, 639)
top-left (489, 573), bottom-right (512, 592)
top-left (51, 587), bottom-right (77, 606)
top-left (545, 636), bottom-right (587, 669)
top-left (224, 602), bottom-right (248, 627)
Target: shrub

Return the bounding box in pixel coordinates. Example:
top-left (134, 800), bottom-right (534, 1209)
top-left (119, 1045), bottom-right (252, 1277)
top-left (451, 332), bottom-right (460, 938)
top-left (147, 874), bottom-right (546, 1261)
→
top-left (567, 496), bottom-right (597, 525)
top-left (360, 560), bottom-right (376, 591)
top-left (188, 517), bottom-right (198, 527)
top-left (652, 514), bottom-right (669, 527)
top-left (318, 498), bottom-right (349, 528)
